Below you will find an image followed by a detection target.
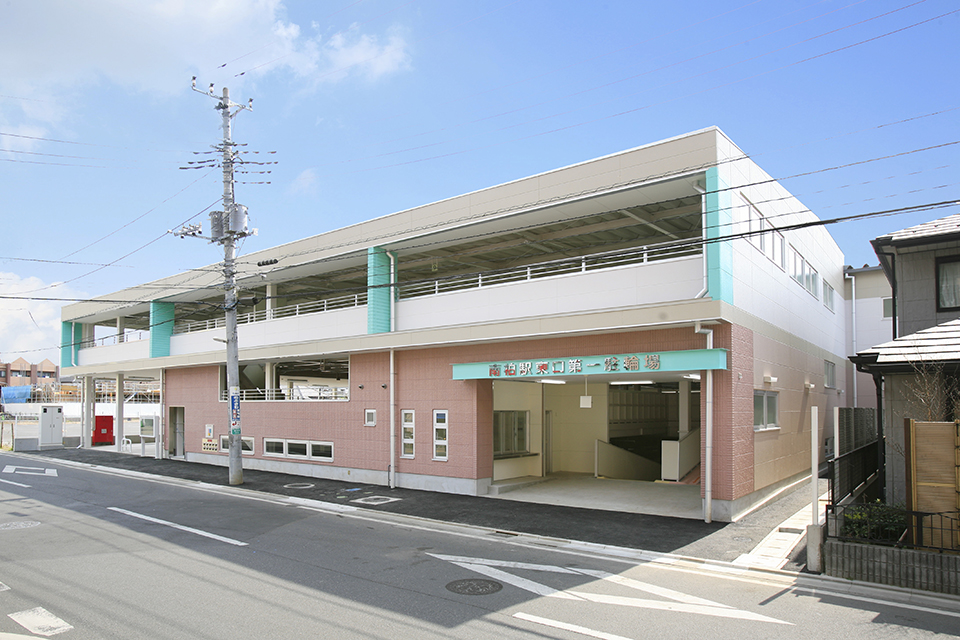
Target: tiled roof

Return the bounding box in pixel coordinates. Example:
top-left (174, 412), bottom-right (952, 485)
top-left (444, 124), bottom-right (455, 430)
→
top-left (857, 318), bottom-right (960, 365)
top-left (875, 212), bottom-right (960, 245)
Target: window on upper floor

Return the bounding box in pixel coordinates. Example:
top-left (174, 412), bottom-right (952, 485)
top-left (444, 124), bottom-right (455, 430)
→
top-left (936, 256), bottom-right (960, 311)
top-left (823, 282), bottom-right (835, 312)
top-left (882, 297), bottom-right (894, 319)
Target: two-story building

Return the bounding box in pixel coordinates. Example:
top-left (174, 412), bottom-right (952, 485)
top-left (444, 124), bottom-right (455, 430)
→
top-left (60, 127), bottom-right (848, 522)
top-left (851, 212), bottom-right (960, 505)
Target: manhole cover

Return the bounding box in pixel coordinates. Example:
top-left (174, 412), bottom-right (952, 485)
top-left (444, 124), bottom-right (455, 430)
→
top-left (0, 521), bottom-right (40, 531)
top-left (283, 483), bottom-right (315, 490)
top-left (351, 496), bottom-right (402, 506)
top-left (446, 579), bottom-right (503, 596)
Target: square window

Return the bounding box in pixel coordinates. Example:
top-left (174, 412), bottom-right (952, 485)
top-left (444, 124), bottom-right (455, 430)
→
top-left (754, 391), bottom-right (778, 431)
top-left (364, 409), bottom-right (377, 427)
top-left (936, 256), bottom-right (960, 311)
top-left (882, 297), bottom-right (894, 319)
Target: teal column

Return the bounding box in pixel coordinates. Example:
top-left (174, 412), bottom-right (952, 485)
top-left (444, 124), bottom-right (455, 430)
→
top-left (72, 323), bottom-right (83, 364)
top-left (60, 322), bottom-right (74, 367)
top-left (705, 166), bottom-right (734, 305)
top-left (367, 247), bottom-right (393, 334)
top-left (149, 301), bottom-right (175, 358)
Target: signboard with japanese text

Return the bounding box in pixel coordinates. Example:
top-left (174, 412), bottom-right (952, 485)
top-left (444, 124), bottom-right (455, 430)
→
top-left (451, 348), bottom-right (726, 381)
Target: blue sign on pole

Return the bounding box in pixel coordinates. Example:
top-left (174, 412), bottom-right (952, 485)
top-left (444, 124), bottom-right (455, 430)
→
top-left (230, 392), bottom-right (241, 435)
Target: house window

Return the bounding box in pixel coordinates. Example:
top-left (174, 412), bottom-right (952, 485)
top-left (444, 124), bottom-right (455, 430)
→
top-left (823, 282), bottom-right (835, 311)
top-left (286, 440), bottom-right (308, 457)
top-left (824, 360), bottom-right (836, 388)
top-left (364, 409), bottom-right (377, 427)
top-left (219, 435), bottom-right (254, 455)
top-left (882, 297), bottom-right (894, 319)
top-left (433, 410), bottom-right (448, 461)
top-left (493, 410), bottom-right (529, 458)
top-left (806, 264), bottom-right (820, 299)
top-left (401, 410), bottom-right (415, 458)
top-left (754, 390), bottom-right (778, 431)
top-left (264, 438), bottom-right (285, 456)
top-left (310, 442), bottom-right (333, 461)
top-left (936, 256), bottom-right (960, 311)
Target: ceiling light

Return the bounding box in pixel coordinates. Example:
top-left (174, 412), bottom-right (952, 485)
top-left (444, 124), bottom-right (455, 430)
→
top-left (539, 379), bottom-right (566, 384)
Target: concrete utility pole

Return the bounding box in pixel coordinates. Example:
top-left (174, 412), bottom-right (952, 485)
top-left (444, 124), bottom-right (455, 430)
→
top-left (176, 79), bottom-right (256, 485)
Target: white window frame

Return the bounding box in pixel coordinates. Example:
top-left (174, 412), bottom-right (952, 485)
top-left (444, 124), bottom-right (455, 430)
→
top-left (824, 360), bottom-right (836, 389)
top-left (401, 409), bottom-right (415, 458)
top-left (754, 390), bottom-right (779, 431)
top-left (433, 409), bottom-right (448, 461)
top-left (823, 281), bottom-right (835, 312)
top-left (264, 437), bottom-right (285, 457)
top-left (286, 439), bottom-right (309, 458)
top-left (309, 441), bottom-right (334, 461)
top-left (364, 409), bottom-right (377, 427)
top-left (219, 435), bottom-right (255, 455)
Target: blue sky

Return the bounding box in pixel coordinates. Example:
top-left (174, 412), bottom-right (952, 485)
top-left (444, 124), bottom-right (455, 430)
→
top-left (1, 0), bottom-right (957, 363)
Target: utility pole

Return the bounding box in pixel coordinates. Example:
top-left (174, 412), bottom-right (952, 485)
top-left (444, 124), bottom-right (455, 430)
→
top-left (175, 78), bottom-right (256, 485)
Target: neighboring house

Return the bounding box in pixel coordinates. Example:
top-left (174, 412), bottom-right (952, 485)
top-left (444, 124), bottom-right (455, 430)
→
top-left (843, 265), bottom-right (893, 410)
top-left (0, 357), bottom-right (59, 388)
top-left (60, 127), bottom-right (848, 522)
top-left (852, 213), bottom-right (960, 504)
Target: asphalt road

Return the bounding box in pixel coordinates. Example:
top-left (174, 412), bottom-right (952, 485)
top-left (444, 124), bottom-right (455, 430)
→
top-left (0, 451), bottom-right (958, 639)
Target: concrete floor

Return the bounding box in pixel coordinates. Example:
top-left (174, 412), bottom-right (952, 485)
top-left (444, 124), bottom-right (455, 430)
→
top-left (489, 472), bottom-right (704, 520)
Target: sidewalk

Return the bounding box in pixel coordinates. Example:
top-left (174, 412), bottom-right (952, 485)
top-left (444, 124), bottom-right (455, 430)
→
top-left (22, 447), bottom-right (822, 571)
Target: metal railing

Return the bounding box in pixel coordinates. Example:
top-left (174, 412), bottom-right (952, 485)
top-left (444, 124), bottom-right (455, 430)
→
top-left (175, 292), bottom-right (367, 335)
top-left (829, 440), bottom-right (879, 506)
top-left (218, 386), bottom-right (349, 402)
top-left (398, 240), bottom-right (700, 300)
top-left (826, 502), bottom-right (960, 553)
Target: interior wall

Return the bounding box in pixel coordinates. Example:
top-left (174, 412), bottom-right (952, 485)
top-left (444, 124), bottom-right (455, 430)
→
top-left (544, 382), bottom-right (609, 474)
top-left (491, 380), bottom-right (543, 481)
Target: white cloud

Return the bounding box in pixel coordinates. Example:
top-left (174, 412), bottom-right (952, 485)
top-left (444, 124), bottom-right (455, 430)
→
top-left (0, 273), bottom-right (81, 364)
top-left (289, 168), bottom-right (318, 195)
top-left (0, 1), bottom-right (410, 124)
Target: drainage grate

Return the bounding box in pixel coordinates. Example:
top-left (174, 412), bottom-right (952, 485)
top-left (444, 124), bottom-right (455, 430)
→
top-left (445, 579), bottom-right (503, 596)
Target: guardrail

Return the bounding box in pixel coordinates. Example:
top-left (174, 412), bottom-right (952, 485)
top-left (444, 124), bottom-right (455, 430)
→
top-left (398, 240), bottom-right (700, 300)
top-left (175, 292), bottom-right (368, 335)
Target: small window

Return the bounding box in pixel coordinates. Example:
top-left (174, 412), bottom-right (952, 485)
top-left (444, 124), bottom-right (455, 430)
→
top-left (401, 410), bottom-right (415, 458)
top-left (754, 390), bottom-right (778, 431)
top-left (882, 297), bottom-right (894, 319)
top-left (309, 441), bottom-right (333, 461)
top-left (823, 282), bottom-right (835, 312)
top-left (806, 265), bottom-right (820, 299)
top-left (936, 256), bottom-right (960, 311)
top-left (824, 360), bottom-right (836, 389)
top-left (433, 410), bottom-right (448, 461)
top-left (364, 409), bottom-right (377, 427)
top-left (219, 435), bottom-right (254, 455)
top-left (264, 438), bottom-right (285, 456)
top-left (493, 410), bottom-right (530, 458)
top-left (287, 440), bottom-right (308, 457)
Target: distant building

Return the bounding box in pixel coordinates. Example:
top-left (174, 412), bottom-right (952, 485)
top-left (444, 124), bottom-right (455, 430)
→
top-left (0, 357), bottom-right (59, 388)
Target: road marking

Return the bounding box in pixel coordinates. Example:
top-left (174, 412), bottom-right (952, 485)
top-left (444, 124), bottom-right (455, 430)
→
top-left (514, 612), bottom-right (632, 640)
top-left (108, 507), bottom-right (248, 546)
top-left (8, 607), bottom-right (73, 636)
top-left (0, 479), bottom-right (30, 488)
top-left (2, 466), bottom-right (57, 478)
top-left (432, 553), bottom-right (791, 625)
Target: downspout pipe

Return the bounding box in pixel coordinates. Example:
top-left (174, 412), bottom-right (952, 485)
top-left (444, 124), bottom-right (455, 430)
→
top-left (388, 251), bottom-right (397, 489)
top-left (845, 270), bottom-right (858, 407)
top-left (695, 321), bottom-right (714, 523)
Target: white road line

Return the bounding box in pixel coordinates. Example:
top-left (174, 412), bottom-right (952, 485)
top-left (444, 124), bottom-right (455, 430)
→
top-left (0, 479), bottom-right (30, 488)
top-left (2, 466), bottom-right (57, 477)
top-left (514, 612), bottom-right (633, 640)
top-left (108, 507), bottom-right (248, 546)
top-left (8, 607), bottom-right (73, 637)
top-left (568, 591), bottom-right (791, 625)
top-left (446, 562), bottom-right (581, 600)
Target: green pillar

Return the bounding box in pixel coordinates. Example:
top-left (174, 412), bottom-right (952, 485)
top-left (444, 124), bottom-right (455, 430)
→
top-left (705, 166), bottom-right (734, 305)
top-left (149, 301), bottom-right (175, 358)
top-left (367, 247), bottom-right (394, 334)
